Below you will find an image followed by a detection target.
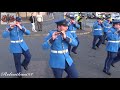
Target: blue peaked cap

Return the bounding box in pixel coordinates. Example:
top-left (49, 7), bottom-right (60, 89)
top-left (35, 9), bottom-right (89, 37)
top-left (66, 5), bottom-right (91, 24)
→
top-left (112, 20), bottom-right (120, 24)
top-left (55, 19), bottom-right (69, 26)
top-left (16, 16), bottom-right (22, 22)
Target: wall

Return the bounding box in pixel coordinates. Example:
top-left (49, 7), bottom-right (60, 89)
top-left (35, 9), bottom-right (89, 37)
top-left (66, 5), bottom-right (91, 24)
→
top-left (17, 12), bottom-right (47, 17)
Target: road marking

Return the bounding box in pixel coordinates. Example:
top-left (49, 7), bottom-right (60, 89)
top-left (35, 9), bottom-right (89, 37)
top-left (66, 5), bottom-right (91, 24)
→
top-left (0, 31), bottom-right (92, 39)
top-left (0, 29), bottom-right (92, 39)
top-left (25, 29), bottom-right (92, 37)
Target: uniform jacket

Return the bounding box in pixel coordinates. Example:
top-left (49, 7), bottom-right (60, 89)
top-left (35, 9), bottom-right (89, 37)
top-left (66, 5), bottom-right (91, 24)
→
top-left (102, 20), bottom-right (112, 32)
top-left (2, 25), bottom-right (31, 53)
top-left (92, 21), bottom-right (103, 35)
top-left (106, 27), bottom-right (120, 52)
top-left (42, 30), bottom-right (78, 69)
top-left (68, 21), bottom-right (80, 38)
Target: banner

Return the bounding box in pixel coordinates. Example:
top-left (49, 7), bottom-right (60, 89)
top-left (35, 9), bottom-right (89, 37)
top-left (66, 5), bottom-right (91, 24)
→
top-left (1, 12), bottom-right (16, 24)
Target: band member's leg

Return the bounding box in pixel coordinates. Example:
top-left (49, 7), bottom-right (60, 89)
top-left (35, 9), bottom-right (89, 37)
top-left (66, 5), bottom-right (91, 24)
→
top-left (13, 53), bottom-right (22, 73)
top-left (21, 49), bottom-right (31, 70)
top-left (51, 68), bottom-right (64, 78)
top-left (65, 62), bottom-right (78, 78)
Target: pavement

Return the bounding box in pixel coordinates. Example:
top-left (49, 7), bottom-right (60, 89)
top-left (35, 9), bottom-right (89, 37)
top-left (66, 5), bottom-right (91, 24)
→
top-left (0, 12), bottom-right (92, 38)
top-left (1, 13), bottom-right (120, 78)
top-left (2, 31), bottom-right (120, 78)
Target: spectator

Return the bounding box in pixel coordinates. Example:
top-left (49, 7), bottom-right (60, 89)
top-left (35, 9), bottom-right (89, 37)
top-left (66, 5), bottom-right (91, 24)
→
top-left (36, 12), bottom-right (43, 31)
top-left (29, 13), bottom-right (37, 32)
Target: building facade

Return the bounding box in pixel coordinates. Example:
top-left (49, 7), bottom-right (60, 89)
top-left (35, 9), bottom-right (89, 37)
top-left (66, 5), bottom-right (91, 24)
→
top-left (16, 12), bottom-right (47, 18)
top-left (0, 12), bottom-right (47, 24)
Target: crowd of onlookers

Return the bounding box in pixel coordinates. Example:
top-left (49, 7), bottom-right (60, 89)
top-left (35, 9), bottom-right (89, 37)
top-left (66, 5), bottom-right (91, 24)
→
top-left (29, 12), bottom-right (54, 32)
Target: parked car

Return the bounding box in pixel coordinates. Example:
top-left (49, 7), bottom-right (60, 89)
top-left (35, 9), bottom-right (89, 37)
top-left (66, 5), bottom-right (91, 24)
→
top-left (66, 12), bottom-right (79, 18)
top-left (87, 13), bottom-right (96, 19)
top-left (111, 13), bottom-right (120, 21)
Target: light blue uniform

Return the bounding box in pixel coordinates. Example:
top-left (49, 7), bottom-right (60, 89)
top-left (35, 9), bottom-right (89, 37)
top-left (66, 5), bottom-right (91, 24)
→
top-left (103, 27), bottom-right (120, 74)
top-left (92, 21), bottom-right (103, 49)
top-left (103, 20), bottom-right (120, 75)
top-left (42, 30), bottom-right (78, 69)
top-left (93, 21), bottom-right (103, 35)
top-left (106, 27), bottom-right (120, 52)
top-left (68, 21), bottom-right (80, 38)
top-left (2, 25), bottom-right (31, 53)
top-left (103, 20), bottom-right (112, 32)
top-left (67, 21), bottom-right (80, 53)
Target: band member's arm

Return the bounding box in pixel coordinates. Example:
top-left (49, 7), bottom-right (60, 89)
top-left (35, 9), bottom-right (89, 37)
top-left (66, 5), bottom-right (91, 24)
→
top-left (2, 26), bottom-right (11, 38)
top-left (102, 22), bottom-right (110, 28)
top-left (107, 30), bottom-right (119, 40)
top-left (102, 22), bottom-right (106, 28)
top-left (100, 23), bottom-right (104, 28)
top-left (73, 22), bottom-right (80, 29)
top-left (64, 32), bottom-right (78, 46)
top-left (42, 31), bottom-right (54, 50)
top-left (49, 38), bottom-right (55, 44)
top-left (117, 30), bottom-right (120, 35)
top-left (21, 26), bottom-right (31, 35)
top-left (93, 22), bottom-right (99, 29)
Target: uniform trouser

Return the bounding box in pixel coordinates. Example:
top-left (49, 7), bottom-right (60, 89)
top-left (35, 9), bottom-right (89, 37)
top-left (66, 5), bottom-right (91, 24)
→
top-left (92, 35), bottom-right (103, 48)
top-left (103, 51), bottom-right (117, 72)
top-left (13, 49), bottom-right (31, 73)
top-left (37, 22), bottom-right (42, 31)
top-left (112, 48), bottom-right (120, 65)
top-left (102, 32), bottom-right (107, 44)
top-left (78, 22), bottom-right (82, 29)
top-left (31, 23), bottom-right (36, 31)
top-left (68, 37), bottom-right (79, 53)
top-left (51, 61), bottom-right (78, 78)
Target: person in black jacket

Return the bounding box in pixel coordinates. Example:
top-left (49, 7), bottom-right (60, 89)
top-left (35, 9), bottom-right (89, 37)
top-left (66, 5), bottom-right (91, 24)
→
top-left (29, 13), bottom-right (37, 32)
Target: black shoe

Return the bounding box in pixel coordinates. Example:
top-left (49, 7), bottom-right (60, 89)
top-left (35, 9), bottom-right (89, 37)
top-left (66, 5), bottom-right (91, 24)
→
top-left (71, 50), bottom-right (77, 54)
top-left (111, 63), bottom-right (115, 67)
top-left (21, 64), bottom-right (28, 71)
top-left (96, 45), bottom-right (99, 48)
top-left (92, 47), bottom-right (96, 50)
top-left (102, 43), bottom-right (106, 45)
top-left (65, 75), bottom-right (69, 78)
top-left (103, 70), bottom-right (111, 75)
top-left (23, 66), bottom-right (28, 71)
top-left (17, 75), bottom-right (22, 78)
